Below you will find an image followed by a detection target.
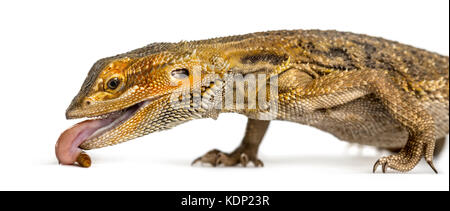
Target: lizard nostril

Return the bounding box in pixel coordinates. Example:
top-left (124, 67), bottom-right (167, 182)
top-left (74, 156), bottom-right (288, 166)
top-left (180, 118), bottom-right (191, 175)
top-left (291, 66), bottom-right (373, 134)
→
top-left (85, 100), bottom-right (91, 106)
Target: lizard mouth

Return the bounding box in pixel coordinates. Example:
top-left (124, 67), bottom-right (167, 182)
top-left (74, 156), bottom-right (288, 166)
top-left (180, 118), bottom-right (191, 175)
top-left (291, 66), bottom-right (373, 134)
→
top-left (55, 99), bottom-right (152, 165)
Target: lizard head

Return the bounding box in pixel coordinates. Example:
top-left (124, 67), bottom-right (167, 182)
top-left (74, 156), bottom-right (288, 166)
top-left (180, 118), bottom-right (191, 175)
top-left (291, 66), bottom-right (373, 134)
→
top-left (63, 43), bottom-right (228, 152)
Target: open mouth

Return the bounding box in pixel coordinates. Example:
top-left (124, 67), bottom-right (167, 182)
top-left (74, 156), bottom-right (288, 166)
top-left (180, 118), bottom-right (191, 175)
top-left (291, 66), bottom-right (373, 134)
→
top-left (85, 101), bottom-right (145, 142)
top-left (55, 100), bottom-right (150, 166)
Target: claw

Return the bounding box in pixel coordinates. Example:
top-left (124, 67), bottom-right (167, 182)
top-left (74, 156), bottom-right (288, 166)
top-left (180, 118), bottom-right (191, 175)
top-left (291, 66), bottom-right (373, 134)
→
top-left (382, 162), bottom-right (388, 173)
top-left (373, 160), bottom-right (380, 173)
top-left (254, 159), bottom-right (264, 167)
top-left (426, 160), bottom-right (438, 174)
top-left (373, 159), bottom-right (388, 173)
top-left (240, 153), bottom-right (249, 167)
top-left (191, 157), bottom-right (201, 166)
top-left (216, 153), bottom-right (226, 166)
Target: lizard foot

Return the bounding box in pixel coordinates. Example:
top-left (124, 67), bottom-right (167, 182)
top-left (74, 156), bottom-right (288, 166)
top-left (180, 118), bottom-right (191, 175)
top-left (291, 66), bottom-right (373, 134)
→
top-left (373, 150), bottom-right (438, 174)
top-left (191, 149), bottom-right (264, 167)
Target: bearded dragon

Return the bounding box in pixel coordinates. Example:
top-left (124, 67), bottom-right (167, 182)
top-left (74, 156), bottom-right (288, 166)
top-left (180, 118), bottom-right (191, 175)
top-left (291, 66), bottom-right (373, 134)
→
top-left (56, 30), bottom-right (449, 173)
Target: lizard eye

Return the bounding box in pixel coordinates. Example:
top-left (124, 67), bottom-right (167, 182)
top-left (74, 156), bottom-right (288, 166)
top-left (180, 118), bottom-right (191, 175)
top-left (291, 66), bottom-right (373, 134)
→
top-left (171, 68), bottom-right (189, 79)
top-left (107, 77), bottom-right (120, 90)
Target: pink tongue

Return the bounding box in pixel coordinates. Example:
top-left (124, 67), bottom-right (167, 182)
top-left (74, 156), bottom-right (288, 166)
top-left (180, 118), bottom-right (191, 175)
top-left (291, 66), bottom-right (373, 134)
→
top-left (55, 119), bottom-right (111, 165)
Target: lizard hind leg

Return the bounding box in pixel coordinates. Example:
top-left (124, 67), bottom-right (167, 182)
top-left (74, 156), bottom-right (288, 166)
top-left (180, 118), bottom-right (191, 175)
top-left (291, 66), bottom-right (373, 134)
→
top-left (192, 119), bottom-right (270, 167)
top-left (360, 72), bottom-right (437, 173)
top-left (285, 70), bottom-right (438, 173)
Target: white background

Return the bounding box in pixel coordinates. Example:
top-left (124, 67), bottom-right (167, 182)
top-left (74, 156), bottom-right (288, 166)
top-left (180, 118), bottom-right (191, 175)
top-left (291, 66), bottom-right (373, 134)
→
top-left (0, 0), bottom-right (448, 191)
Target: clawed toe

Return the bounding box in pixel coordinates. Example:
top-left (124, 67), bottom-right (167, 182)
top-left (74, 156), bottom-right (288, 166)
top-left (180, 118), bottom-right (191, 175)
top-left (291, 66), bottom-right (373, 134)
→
top-left (426, 160), bottom-right (438, 174)
top-left (191, 149), bottom-right (221, 167)
top-left (373, 153), bottom-right (436, 173)
top-left (216, 152), bottom-right (235, 166)
top-left (192, 149), bottom-right (264, 167)
top-left (373, 158), bottom-right (388, 173)
top-left (238, 153), bottom-right (264, 167)
top-left (252, 158), bottom-right (264, 167)
top-left (240, 153), bottom-right (248, 167)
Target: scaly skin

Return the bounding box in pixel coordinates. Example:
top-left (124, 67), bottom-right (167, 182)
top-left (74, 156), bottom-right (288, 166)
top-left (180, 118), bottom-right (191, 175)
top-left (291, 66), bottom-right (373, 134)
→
top-left (65, 30), bottom-right (449, 173)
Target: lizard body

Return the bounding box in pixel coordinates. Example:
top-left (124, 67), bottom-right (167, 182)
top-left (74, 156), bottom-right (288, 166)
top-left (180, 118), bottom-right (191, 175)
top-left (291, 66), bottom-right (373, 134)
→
top-left (59, 30), bottom-right (449, 172)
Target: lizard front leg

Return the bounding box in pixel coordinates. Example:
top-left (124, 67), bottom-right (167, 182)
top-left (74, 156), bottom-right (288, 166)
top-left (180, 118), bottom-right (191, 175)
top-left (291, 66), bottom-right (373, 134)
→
top-left (192, 118), bottom-right (270, 167)
top-left (282, 69), bottom-right (437, 173)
